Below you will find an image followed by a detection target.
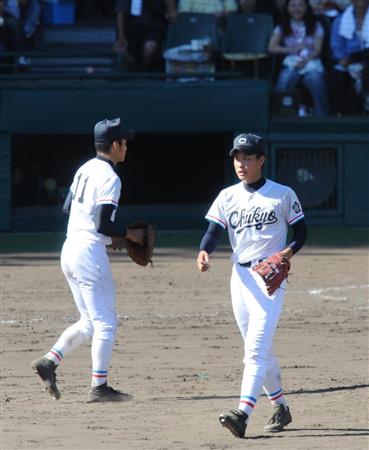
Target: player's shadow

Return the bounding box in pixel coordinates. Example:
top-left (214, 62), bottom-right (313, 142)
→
top-left (246, 428), bottom-right (369, 440)
top-left (285, 384), bottom-right (369, 396)
top-left (175, 383), bottom-right (369, 402)
top-left (288, 427), bottom-right (369, 435)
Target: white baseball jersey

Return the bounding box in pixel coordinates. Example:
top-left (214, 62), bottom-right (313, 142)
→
top-left (205, 179), bottom-right (304, 263)
top-left (66, 158), bottom-right (121, 245)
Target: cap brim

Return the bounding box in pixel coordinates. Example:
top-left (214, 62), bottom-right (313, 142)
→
top-left (229, 146), bottom-right (260, 156)
top-left (122, 129), bottom-right (135, 140)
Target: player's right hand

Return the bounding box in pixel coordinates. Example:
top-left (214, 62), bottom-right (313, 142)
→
top-left (197, 251), bottom-right (210, 272)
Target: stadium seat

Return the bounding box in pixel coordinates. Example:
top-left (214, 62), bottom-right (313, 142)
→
top-left (163, 13), bottom-right (219, 79)
top-left (164, 13), bottom-right (219, 51)
top-left (222, 13), bottom-right (274, 79)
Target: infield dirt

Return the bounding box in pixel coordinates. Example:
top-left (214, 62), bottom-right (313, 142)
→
top-left (1, 246), bottom-right (368, 450)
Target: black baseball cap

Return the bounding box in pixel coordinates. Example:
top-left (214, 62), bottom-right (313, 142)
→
top-left (229, 133), bottom-right (265, 156)
top-left (94, 118), bottom-right (135, 143)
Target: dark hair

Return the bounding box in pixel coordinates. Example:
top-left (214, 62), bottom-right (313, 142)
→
top-left (95, 138), bottom-right (122, 153)
top-left (95, 141), bottom-right (111, 153)
top-left (280, 0), bottom-right (317, 37)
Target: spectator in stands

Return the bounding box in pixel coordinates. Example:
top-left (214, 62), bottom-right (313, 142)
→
top-left (114, 0), bottom-right (177, 70)
top-left (330, 0), bottom-right (369, 114)
top-left (268, 0), bottom-right (330, 116)
top-left (21, 0), bottom-right (41, 44)
top-left (5, 0), bottom-right (41, 45)
top-left (0, 0), bottom-right (42, 70)
top-left (0, 0), bottom-right (24, 54)
top-left (178, 0), bottom-right (238, 25)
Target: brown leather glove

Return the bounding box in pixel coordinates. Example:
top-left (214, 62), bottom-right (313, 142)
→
top-left (253, 252), bottom-right (290, 296)
top-left (110, 220), bottom-right (155, 267)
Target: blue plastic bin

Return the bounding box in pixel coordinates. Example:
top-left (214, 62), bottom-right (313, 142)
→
top-left (43, 2), bottom-right (76, 25)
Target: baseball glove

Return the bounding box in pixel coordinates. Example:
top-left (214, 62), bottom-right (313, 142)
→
top-left (110, 220), bottom-right (155, 267)
top-left (253, 252), bottom-right (290, 296)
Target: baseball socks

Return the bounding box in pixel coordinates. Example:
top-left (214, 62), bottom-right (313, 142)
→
top-left (87, 339), bottom-right (134, 402)
top-left (238, 394), bottom-right (257, 416)
top-left (45, 322), bottom-right (91, 365)
top-left (45, 348), bottom-right (63, 365)
top-left (266, 388), bottom-right (288, 407)
top-left (91, 338), bottom-right (113, 387)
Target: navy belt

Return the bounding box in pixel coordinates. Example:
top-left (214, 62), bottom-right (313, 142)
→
top-left (238, 259), bottom-right (264, 268)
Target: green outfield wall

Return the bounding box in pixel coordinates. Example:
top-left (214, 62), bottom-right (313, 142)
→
top-left (0, 79), bottom-right (368, 231)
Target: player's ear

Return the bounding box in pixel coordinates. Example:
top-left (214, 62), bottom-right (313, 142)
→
top-left (258, 154), bottom-right (266, 166)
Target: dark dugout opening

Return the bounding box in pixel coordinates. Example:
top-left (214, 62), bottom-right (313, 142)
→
top-left (11, 132), bottom-right (233, 207)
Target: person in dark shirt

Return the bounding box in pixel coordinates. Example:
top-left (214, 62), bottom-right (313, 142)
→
top-left (114, 0), bottom-right (177, 70)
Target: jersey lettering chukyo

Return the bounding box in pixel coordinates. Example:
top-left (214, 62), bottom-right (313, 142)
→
top-left (66, 158), bottom-right (121, 245)
top-left (206, 180), bottom-right (304, 263)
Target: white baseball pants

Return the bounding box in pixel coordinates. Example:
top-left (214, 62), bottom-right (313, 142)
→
top-left (230, 263), bottom-right (286, 416)
top-left (53, 238), bottom-right (118, 383)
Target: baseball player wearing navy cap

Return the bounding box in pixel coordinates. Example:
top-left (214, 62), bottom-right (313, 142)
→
top-left (31, 118), bottom-right (144, 403)
top-left (197, 133), bottom-right (307, 438)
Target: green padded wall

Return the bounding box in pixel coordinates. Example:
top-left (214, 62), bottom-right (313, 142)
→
top-left (0, 134), bottom-right (11, 231)
top-left (0, 80), bottom-right (270, 134)
top-left (343, 142), bottom-right (369, 226)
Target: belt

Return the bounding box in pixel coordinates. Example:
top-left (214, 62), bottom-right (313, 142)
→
top-left (238, 259), bottom-right (264, 268)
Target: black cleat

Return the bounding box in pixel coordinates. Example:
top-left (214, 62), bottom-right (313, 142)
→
top-left (31, 357), bottom-right (61, 400)
top-left (219, 409), bottom-right (248, 438)
top-left (87, 382), bottom-right (133, 403)
top-left (264, 404), bottom-right (292, 432)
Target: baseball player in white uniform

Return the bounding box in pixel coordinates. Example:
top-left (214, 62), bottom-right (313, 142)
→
top-left (31, 118), bottom-right (144, 403)
top-left (197, 133), bottom-right (307, 438)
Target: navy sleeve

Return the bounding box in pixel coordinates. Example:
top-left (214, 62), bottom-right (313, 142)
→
top-left (199, 221), bottom-right (224, 254)
top-left (95, 204), bottom-right (127, 237)
top-left (289, 219), bottom-right (307, 255)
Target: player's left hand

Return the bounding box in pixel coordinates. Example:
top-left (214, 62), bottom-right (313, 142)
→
top-left (197, 251), bottom-right (210, 272)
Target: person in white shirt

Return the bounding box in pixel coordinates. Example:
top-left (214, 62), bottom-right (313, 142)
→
top-left (31, 118), bottom-right (145, 403)
top-left (268, 0), bottom-right (330, 116)
top-left (197, 133), bottom-right (307, 438)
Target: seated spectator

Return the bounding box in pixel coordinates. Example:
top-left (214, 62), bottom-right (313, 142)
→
top-left (0, 0), bottom-right (24, 54)
top-left (114, 0), bottom-right (177, 70)
top-left (330, 0), bottom-right (369, 114)
top-left (21, 0), bottom-right (42, 45)
top-left (0, 0), bottom-right (41, 70)
top-left (5, 0), bottom-right (41, 45)
top-left (178, 0), bottom-right (238, 25)
top-left (268, 0), bottom-right (330, 116)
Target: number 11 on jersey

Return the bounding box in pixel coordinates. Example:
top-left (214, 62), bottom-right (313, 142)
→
top-left (73, 173), bottom-right (89, 204)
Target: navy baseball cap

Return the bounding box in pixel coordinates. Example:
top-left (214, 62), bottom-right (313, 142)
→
top-left (229, 133), bottom-right (265, 156)
top-left (94, 118), bottom-right (135, 143)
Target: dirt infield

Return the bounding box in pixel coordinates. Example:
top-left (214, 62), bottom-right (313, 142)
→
top-left (1, 246), bottom-right (368, 450)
